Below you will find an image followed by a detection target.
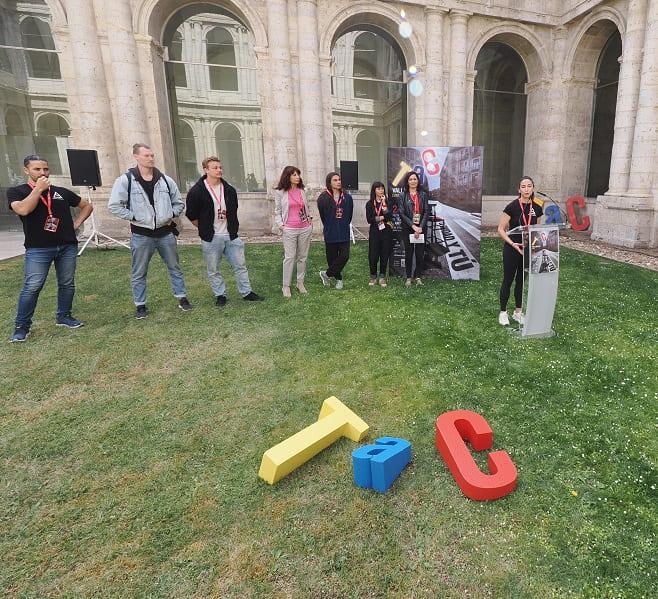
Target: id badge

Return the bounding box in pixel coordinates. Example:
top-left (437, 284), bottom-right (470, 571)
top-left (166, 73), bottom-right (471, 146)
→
top-left (300, 208), bottom-right (308, 222)
top-left (218, 209), bottom-right (226, 220)
top-left (336, 208), bottom-right (343, 219)
top-left (413, 213), bottom-right (420, 225)
top-left (43, 216), bottom-right (60, 232)
top-left (378, 222), bottom-right (385, 231)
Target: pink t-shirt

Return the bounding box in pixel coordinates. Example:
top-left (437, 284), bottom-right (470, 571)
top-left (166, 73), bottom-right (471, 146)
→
top-left (285, 188), bottom-right (310, 229)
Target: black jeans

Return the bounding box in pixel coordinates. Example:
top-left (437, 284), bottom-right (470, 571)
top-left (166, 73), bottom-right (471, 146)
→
top-left (500, 242), bottom-right (524, 310)
top-left (402, 231), bottom-right (425, 278)
top-left (368, 227), bottom-right (393, 276)
top-left (325, 241), bottom-right (350, 280)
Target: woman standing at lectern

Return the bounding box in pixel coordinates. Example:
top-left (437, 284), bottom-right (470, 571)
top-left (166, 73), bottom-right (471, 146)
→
top-left (497, 176), bottom-right (543, 326)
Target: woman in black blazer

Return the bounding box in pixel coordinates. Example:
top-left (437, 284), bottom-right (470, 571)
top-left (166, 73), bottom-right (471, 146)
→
top-left (397, 171), bottom-right (429, 286)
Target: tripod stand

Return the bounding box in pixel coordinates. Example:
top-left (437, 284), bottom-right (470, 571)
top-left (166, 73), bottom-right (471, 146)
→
top-left (78, 186), bottom-right (129, 256)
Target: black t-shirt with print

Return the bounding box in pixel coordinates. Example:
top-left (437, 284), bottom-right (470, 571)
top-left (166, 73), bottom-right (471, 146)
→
top-left (503, 198), bottom-right (543, 241)
top-left (7, 184), bottom-right (81, 248)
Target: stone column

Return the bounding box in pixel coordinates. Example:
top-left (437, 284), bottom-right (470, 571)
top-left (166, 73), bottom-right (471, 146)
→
top-left (423, 7), bottom-right (447, 144)
top-left (64, 0), bottom-right (119, 182)
top-left (607, 0), bottom-right (648, 194)
top-left (534, 27), bottom-right (569, 196)
top-left (626, 0), bottom-right (658, 197)
top-left (447, 10), bottom-right (471, 146)
top-left (265, 0), bottom-right (298, 173)
top-left (296, 0), bottom-right (326, 188)
top-left (103, 0), bottom-right (149, 169)
top-left (594, 0), bottom-right (658, 247)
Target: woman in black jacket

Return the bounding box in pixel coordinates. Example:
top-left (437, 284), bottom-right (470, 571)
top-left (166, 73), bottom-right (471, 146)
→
top-left (398, 171), bottom-right (429, 286)
top-left (365, 181), bottom-right (393, 287)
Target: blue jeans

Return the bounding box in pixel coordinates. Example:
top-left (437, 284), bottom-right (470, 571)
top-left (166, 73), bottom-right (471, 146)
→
top-left (201, 234), bottom-right (252, 297)
top-left (15, 244), bottom-right (78, 328)
top-left (130, 233), bottom-right (187, 306)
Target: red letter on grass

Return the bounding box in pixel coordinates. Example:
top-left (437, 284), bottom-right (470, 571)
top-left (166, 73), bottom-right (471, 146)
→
top-left (566, 195), bottom-right (591, 231)
top-left (435, 410), bottom-right (517, 501)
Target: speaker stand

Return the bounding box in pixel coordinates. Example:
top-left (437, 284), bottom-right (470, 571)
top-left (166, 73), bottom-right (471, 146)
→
top-left (78, 187), bottom-right (129, 256)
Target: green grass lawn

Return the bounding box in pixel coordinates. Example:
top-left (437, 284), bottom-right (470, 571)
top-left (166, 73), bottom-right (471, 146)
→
top-left (1, 239), bottom-right (656, 598)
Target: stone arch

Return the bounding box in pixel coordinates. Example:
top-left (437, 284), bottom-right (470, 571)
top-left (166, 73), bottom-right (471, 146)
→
top-left (132, 0), bottom-right (267, 50)
top-left (467, 23), bottom-right (550, 83)
top-left (561, 13), bottom-right (624, 199)
top-left (34, 111), bottom-right (71, 132)
top-left (564, 10), bottom-right (625, 81)
top-left (319, 2), bottom-right (424, 68)
top-left (42, 0), bottom-right (67, 28)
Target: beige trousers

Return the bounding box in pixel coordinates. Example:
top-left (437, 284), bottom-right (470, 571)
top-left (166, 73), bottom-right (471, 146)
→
top-left (282, 226), bottom-right (313, 286)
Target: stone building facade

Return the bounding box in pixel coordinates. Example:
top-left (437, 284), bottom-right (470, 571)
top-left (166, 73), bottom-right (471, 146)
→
top-left (0, 0), bottom-right (656, 248)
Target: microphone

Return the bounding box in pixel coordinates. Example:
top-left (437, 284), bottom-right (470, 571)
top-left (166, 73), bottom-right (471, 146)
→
top-left (536, 190), bottom-right (568, 225)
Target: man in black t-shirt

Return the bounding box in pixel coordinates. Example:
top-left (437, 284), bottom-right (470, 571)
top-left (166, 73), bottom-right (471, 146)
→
top-left (8, 155), bottom-right (93, 342)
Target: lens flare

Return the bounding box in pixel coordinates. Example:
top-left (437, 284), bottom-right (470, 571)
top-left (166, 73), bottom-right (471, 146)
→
top-left (409, 79), bottom-right (424, 97)
top-left (399, 21), bottom-right (412, 39)
top-left (408, 65), bottom-right (418, 76)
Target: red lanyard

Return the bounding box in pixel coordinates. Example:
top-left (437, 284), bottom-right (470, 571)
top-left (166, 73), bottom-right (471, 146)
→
top-left (28, 180), bottom-right (53, 216)
top-left (411, 192), bottom-right (420, 214)
top-left (206, 180), bottom-right (224, 211)
top-left (330, 190), bottom-right (343, 209)
top-left (519, 199), bottom-right (533, 228)
top-left (374, 198), bottom-right (385, 217)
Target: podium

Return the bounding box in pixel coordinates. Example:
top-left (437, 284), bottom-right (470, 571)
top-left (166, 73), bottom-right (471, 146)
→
top-left (507, 224), bottom-right (566, 338)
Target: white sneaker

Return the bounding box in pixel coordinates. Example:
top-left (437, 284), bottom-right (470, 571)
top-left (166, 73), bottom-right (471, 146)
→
top-left (282, 286), bottom-right (291, 298)
top-left (512, 310), bottom-right (525, 325)
top-left (335, 279), bottom-right (344, 290)
top-left (369, 277), bottom-right (377, 286)
top-left (498, 311), bottom-right (510, 326)
top-left (405, 278), bottom-right (412, 287)
top-left (319, 270), bottom-right (330, 286)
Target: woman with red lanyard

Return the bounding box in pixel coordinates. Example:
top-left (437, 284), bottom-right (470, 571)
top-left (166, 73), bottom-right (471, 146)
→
top-left (497, 176), bottom-right (543, 325)
top-left (317, 171), bottom-right (353, 289)
top-left (274, 166), bottom-right (313, 298)
top-left (398, 171), bottom-right (429, 286)
top-left (365, 181), bottom-right (393, 287)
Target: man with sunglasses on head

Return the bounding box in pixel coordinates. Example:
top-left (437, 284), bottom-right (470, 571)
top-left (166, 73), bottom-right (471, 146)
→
top-left (7, 154), bottom-right (93, 342)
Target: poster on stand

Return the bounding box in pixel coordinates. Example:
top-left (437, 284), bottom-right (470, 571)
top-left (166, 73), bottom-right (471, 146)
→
top-left (387, 146), bottom-right (483, 280)
top-left (529, 226), bottom-right (559, 274)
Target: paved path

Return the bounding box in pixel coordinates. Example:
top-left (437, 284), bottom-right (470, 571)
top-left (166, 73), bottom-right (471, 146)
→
top-left (0, 232), bottom-right (24, 261)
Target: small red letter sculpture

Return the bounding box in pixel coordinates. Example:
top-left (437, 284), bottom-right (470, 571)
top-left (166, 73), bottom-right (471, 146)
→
top-left (435, 410), bottom-right (517, 501)
top-left (566, 195), bottom-right (591, 231)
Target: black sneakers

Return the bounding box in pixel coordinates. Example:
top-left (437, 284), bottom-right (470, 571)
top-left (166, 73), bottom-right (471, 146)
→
top-left (135, 305), bottom-right (148, 319)
top-left (178, 297), bottom-right (193, 311)
top-left (243, 291), bottom-right (264, 301)
top-left (215, 295), bottom-right (228, 307)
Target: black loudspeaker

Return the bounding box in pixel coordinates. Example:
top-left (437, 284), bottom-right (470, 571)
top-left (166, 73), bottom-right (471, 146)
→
top-left (340, 160), bottom-right (358, 190)
top-left (67, 149), bottom-right (102, 188)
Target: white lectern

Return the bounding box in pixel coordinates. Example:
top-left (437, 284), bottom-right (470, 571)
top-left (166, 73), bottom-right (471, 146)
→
top-left (508, 224), bottom-right (566, 338)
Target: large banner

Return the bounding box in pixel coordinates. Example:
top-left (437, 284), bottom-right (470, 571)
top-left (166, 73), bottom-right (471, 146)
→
top-left (387, 146), bottom-right (483, 280)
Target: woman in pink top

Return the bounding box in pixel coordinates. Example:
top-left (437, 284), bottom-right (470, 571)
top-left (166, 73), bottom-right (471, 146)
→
top-left (274, 166), bottom-right (313, 298)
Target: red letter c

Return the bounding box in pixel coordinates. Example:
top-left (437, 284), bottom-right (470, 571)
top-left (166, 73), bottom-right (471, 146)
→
top-left (435, 410), bottom-right (517, 501)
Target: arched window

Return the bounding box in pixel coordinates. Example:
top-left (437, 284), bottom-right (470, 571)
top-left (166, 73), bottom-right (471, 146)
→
top-left (215, 123), bottom-right (244, 190)
top-left (356, 129), bottom-right (380, 187)
top-left (332, 28), bottom-right (406, 190)
top-left (164, 5), bottom-right (264, 192)
top-left (586, 31), bottom-right (621, 197)
top-left (1, 2), bottom-right (71, 212)
top-left (175, 120), bottom-right (198, 190)
top-left (169, 31), bottom-right (186, 88)
top-left (35, 113), bottom-right (70, 174)
top-left (0, 48), bottom-right (11, 73)
top-left (20, 16), bottom-right (61, 79)
top-left (473, 42), bottom-right (528, 195)
top-left (207, 26), bottom-right (238, 91)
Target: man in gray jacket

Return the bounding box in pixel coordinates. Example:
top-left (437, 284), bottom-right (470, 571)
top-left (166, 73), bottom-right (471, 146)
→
top-left (108, 143), bottom-right (192, 319)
